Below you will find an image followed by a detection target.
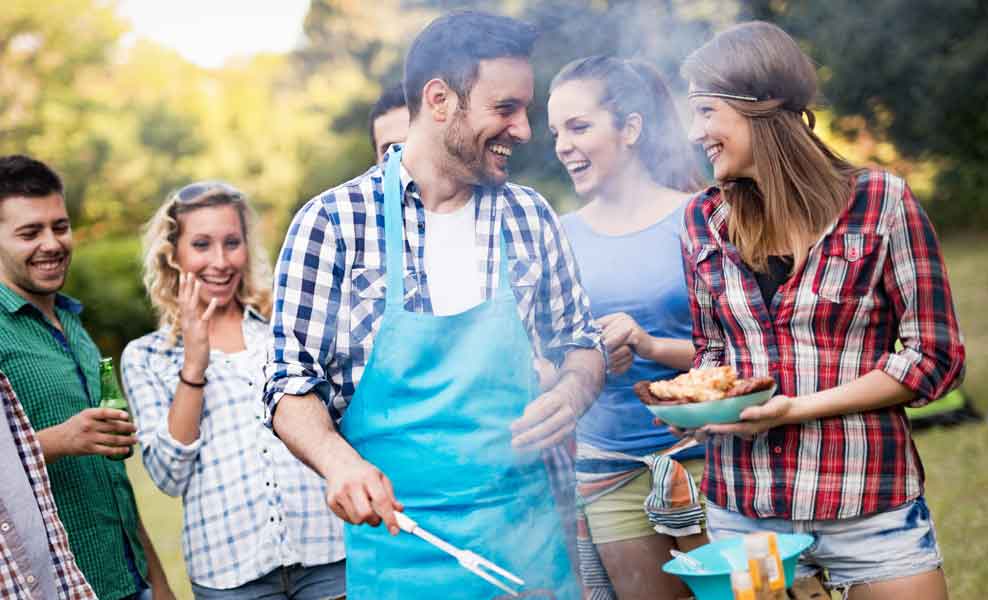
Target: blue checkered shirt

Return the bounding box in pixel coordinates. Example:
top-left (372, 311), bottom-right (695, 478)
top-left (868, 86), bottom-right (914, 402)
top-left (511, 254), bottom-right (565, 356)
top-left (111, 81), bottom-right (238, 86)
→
top-left (264, 145), bottom-right (602, 422)
top-left (121, 309), bottom-right (344, 589)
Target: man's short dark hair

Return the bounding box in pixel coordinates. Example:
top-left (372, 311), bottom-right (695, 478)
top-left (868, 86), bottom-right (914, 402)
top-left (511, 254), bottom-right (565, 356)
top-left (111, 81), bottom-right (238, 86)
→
top-left (403, 11), bottom-right (537, 120)
top-left (0, 155), bottom-right (63, 203)
top-left (369, 83), bottom-right (407, 152)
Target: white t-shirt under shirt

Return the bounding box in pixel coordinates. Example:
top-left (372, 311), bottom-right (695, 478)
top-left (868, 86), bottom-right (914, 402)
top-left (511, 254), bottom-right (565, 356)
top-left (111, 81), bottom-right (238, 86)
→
top-left (423, 198), bottom-right (484, 316)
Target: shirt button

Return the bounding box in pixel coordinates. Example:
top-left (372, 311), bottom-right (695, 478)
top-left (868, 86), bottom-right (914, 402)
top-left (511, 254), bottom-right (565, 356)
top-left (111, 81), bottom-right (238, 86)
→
top-left (0, 522), bottom-right (10, 533)
top-left (25, 575), bottom-right (36, 584)
top-left (773, 446), bottom-right (783, 454)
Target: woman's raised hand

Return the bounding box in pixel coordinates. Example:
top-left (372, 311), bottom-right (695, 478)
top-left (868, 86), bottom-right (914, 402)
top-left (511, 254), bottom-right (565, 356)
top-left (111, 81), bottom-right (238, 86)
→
top-left (178, 272), bottom-right (218, 378)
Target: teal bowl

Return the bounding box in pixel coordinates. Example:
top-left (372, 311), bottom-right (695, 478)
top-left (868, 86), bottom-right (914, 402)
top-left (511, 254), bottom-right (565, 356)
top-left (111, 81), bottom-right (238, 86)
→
top-left (663, 533), bottom-right (814, 600)
top-left (644, 385), bottom-right (776, 429)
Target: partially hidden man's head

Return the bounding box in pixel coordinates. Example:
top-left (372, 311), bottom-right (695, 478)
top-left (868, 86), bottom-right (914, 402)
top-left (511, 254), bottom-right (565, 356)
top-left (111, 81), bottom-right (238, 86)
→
top-left (403, 10), bottom-right (538, 186)
top-left (0, 155), bottom-right (73, 302)
top-left (369, 83), bottom-right (410, 165)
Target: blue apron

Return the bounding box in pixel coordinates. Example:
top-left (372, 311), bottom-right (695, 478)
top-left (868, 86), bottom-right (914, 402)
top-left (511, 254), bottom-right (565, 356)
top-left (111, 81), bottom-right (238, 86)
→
top-left (339, 150), bottom-right (577, 599)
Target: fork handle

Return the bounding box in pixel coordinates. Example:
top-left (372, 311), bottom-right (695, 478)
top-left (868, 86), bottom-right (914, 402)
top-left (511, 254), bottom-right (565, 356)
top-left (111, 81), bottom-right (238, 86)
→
top-left (394, 511), bottom-right (417, 533)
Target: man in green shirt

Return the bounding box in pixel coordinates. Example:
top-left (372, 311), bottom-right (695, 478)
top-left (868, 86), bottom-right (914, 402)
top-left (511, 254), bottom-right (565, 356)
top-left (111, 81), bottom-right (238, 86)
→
top-left (0, 154), bottom-right (174, 600)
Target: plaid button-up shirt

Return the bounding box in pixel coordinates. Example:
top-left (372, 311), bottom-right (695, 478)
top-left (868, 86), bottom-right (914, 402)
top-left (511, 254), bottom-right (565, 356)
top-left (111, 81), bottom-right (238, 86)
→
top-left (264, 146), bottom-right (601, 421)
top-left (683, 169), bottom-right (965, 521)
top-left (0, 286), bottom-right (147, 599)
top-left (0, 371), bottom-right (96, 600)
top-left (122, 310), bottom-right (344, 589)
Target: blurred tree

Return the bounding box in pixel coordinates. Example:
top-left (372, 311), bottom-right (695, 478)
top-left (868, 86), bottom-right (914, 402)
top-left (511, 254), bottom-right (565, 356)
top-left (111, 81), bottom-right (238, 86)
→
top-left (61, 237), bottom-right (156, 361)
top-left (743, 0), bottom-right (988, 230)
top-left (0, 0), bottom-right (125, 222)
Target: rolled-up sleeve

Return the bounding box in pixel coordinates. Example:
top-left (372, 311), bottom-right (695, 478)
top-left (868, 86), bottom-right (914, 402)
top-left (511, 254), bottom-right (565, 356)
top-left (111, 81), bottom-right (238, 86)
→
top-left (876, 184), bottom-right (965, 405)
top-left (531, 193), bottom-right (602, 364)
top-left (264, 196), bottom-right (343, 421)
top-left (121, 343), bottom-right (202, 497)
top-left (681, 205), bottom-right (726, 369)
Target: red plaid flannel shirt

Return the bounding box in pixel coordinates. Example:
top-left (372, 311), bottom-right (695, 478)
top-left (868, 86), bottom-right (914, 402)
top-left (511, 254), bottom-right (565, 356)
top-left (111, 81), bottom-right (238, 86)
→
top-left (0, 371), bottom-right (96, 599)
top-left (682, 170), bottom-right (965, 520)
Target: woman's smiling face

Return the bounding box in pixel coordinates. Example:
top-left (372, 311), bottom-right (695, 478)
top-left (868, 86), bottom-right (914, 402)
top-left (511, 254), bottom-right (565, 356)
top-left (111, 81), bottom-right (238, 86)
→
top-left (687, 86), bottom-right (756, 182)
top-left (174, 204), bottom-right (247, 309)
top-left (548, 79), bottom-right (634, 198)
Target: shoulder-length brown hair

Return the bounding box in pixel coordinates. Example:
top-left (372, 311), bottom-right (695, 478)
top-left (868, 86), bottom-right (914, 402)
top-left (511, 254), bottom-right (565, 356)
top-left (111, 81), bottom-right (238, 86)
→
top-left (682, 21), bottom-right (860, 271)
top-left (141, 182), bottom-right (272, 343)
top-left (551, 55), bottom-right (706, 193)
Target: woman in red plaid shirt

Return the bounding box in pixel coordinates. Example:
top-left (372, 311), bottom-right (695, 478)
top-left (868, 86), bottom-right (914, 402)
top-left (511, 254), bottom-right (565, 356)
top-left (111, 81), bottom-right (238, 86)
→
top-left (678, 21), bottom-right (964, 599)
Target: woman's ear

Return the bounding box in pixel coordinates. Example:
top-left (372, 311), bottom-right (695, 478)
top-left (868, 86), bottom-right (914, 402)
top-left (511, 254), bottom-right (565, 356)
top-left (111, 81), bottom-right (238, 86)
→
top-left (622, 112), bottom-right (644, 147)
top-left (422, 78), bottom-right (456, 123)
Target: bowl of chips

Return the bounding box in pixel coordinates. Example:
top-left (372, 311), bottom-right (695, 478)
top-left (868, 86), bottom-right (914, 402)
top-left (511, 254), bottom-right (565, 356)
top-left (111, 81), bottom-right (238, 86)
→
top-left (635, 366), bottom-right (776, 430)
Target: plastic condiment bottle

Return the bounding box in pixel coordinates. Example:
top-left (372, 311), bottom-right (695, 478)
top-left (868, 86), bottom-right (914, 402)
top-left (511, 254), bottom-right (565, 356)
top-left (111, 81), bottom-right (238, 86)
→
top-left (731, 570), bottom-right (757, 600)
top-left (744, 532), bottom-right (786, 600)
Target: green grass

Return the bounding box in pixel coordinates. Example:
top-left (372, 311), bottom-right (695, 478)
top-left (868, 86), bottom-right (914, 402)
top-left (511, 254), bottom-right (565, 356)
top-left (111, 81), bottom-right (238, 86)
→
top-left (126, 234), bottom-right (988, 600)
top-left (914, 234), bottom-right (988, 600)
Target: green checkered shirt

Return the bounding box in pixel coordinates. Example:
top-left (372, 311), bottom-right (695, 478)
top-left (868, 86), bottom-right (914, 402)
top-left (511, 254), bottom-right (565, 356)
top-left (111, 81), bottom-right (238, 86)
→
top-left (0, 283), bottom-right (147, 600)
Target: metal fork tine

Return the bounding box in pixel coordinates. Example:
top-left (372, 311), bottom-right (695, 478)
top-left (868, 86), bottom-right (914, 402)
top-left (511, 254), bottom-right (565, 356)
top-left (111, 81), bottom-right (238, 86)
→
top-left (470, 553), bottom-right (525, 585)
top-left (462, 560), bottom-right (519, 597)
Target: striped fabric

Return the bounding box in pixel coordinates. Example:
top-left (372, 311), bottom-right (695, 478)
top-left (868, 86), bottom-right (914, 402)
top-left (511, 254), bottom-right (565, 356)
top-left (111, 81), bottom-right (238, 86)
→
top-left (575, 441), bottom-right (703, 598)
top-left (264, 144), bottom-right (601, 423)
top-left (0, 371), bottom-right (96, 600)
top-left (682, 169), bottom-right (966, 521)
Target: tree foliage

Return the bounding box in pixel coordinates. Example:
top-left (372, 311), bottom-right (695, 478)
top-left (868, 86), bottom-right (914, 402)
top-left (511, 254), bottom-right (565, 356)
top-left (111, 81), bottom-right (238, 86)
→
top-left (743, 0), bottom-right (988, 229)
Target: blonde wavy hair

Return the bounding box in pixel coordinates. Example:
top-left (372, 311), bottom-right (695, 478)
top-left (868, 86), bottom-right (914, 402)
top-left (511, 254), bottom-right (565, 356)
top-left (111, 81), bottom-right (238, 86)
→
top-left (142, 181), bottom-right (273, 343)
top-left (682, 21), bottom-right (861, 272)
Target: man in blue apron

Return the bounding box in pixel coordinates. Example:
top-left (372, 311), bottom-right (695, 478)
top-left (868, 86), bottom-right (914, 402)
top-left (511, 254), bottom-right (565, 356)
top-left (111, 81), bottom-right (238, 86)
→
top-left (264, 11), bottom-right (604, 599)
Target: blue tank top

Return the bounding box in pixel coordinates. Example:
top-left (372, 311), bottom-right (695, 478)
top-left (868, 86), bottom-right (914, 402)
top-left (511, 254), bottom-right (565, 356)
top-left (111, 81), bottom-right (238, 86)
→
top-left (562, 205), bottom-right (703, 458)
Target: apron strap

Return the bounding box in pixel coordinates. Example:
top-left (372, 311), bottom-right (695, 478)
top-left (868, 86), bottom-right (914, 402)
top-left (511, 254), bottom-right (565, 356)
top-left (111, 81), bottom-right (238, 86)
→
top-left (383, 149), bottom-right (406, 308)
top-left (383, 148), bottom-right (514, 310)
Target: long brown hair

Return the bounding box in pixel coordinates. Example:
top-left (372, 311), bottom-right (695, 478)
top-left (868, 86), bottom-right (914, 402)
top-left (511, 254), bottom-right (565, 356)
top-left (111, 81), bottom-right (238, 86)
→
top-left (682, 21), bottom-right (860, 271)
top-left (142, 182), bottom-right (272, 344)
top-left (551, 55), bottom-right (705, 193)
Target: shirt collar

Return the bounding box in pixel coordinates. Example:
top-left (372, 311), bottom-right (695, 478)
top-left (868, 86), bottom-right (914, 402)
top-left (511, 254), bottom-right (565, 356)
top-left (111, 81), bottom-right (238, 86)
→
top-left (380, 144), bottom-right (420, 206)
top-left (0, 282), bottom-right (82, 316)
top-left (243, 304), bottom-right (268, 323)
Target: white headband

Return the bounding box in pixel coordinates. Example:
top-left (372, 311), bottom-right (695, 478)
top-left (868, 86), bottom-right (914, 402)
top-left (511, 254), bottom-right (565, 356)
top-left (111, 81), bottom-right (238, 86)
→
top-left (687, 90), bottom-right (760, 102)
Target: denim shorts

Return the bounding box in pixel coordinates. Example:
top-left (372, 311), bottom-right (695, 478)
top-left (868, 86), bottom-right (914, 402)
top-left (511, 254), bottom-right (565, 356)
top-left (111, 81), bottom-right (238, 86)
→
top-left (190, 560), bottom-right (346, 600)
top-left (705, 497), bottom-right (942, 591)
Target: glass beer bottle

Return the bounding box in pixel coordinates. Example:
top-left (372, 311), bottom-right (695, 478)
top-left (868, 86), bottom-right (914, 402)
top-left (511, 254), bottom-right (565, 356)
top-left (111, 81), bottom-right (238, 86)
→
top-left (98, 357), bottom-right (134, 461)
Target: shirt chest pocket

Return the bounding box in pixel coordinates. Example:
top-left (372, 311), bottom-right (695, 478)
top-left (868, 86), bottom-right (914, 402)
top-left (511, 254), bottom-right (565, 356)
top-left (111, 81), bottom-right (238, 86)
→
top-left (349, 265), bottom-right (419, 316)
top-left (811, 233), bottom-right (886, 302)
top-left (691, 244), bottom-right (726, 298)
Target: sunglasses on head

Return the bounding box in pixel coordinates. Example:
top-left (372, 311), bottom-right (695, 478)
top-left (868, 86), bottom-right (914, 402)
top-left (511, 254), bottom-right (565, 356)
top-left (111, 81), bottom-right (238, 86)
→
top-left (173, 181), bottom-right (243, 204)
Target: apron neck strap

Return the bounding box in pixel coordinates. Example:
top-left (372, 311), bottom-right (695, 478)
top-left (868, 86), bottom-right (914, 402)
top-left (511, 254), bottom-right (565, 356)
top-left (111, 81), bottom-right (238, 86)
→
top-left (383, 149), bottom-right (513, 308)
top-left (383, 150), bottom-right (406, 307)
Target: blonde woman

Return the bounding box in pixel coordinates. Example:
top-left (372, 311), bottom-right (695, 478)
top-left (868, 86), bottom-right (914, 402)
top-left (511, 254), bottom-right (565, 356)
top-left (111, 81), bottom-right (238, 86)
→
top-left (679, 22), bottom-right (964, 599)
top-left (121, 182), bottom-right (345, 600)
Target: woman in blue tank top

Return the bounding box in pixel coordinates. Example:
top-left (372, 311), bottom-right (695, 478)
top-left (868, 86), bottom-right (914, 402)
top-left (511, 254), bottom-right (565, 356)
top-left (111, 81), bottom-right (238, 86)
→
top-left (547, 56), bottom-right (708, 599)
